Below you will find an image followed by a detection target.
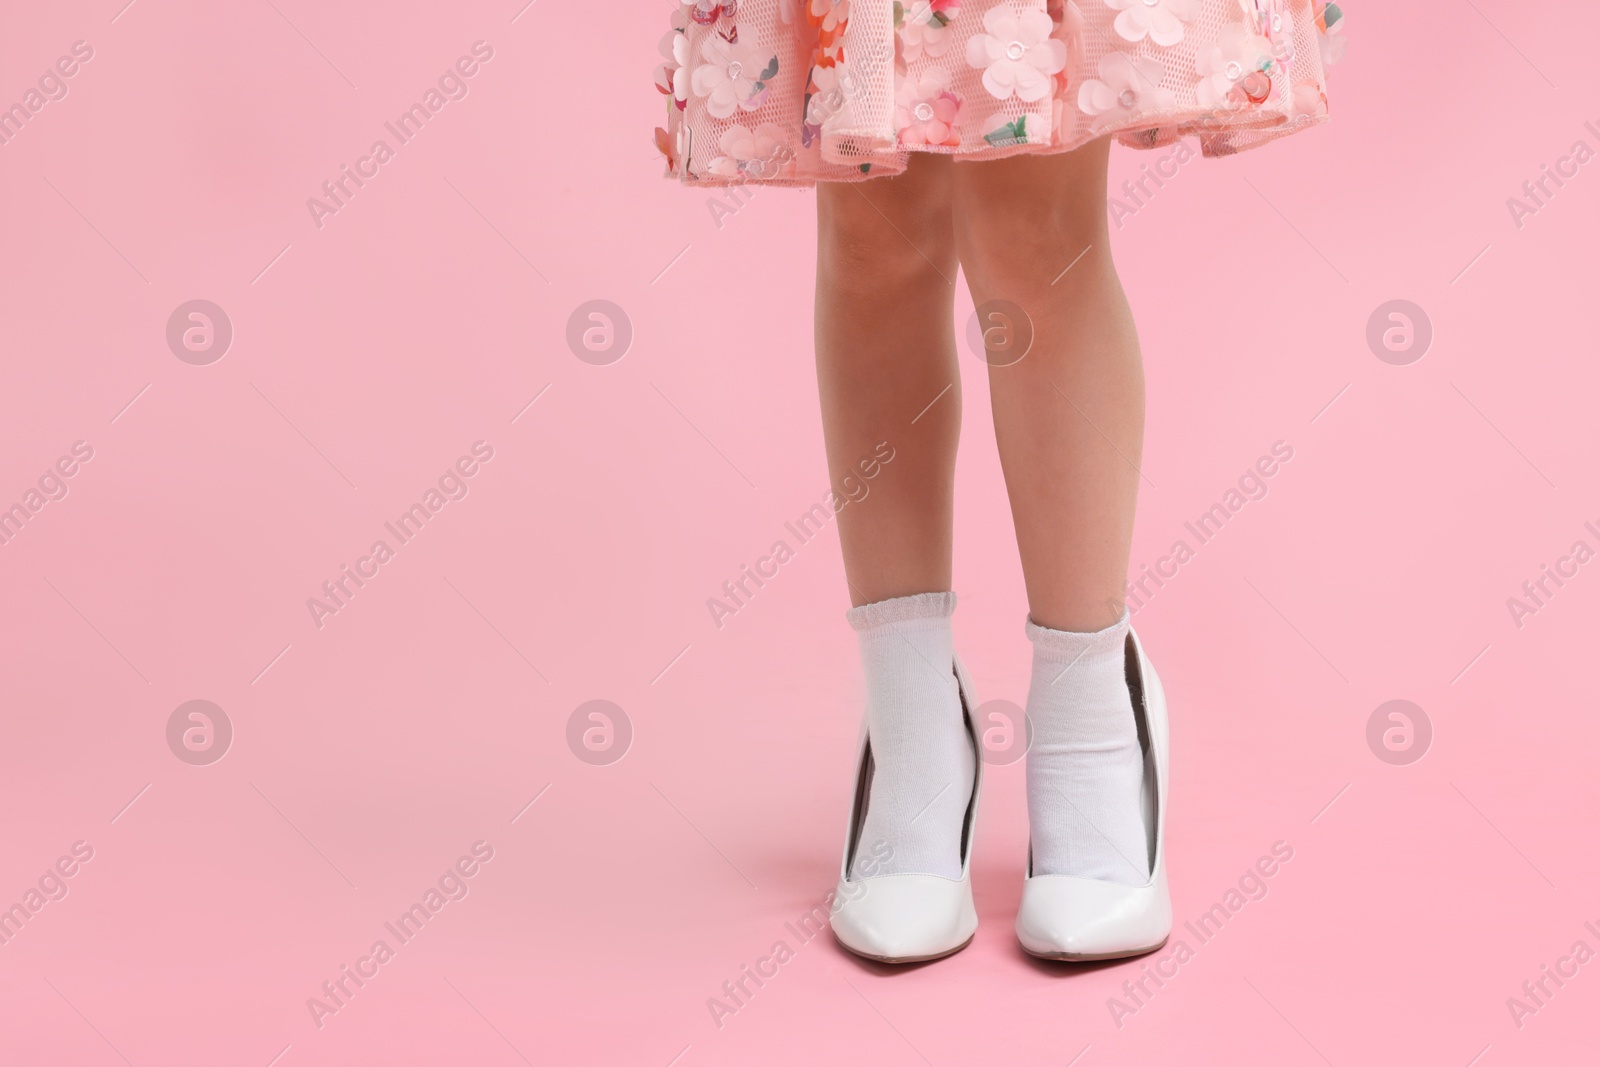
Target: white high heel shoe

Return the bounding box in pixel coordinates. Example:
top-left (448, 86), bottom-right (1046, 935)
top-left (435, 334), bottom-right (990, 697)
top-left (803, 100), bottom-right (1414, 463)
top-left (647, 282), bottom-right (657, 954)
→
top-left (1016, 628), bottom-right (1171, 961)
top-left (831, 656), bottom-right (982, 964)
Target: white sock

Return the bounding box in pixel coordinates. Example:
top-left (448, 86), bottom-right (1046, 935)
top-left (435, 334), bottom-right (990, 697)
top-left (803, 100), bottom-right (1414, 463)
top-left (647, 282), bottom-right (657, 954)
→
top-left (846, 592), bottom-right (973, 881)
top-left (1024, 612), bottom-right (1149, 885)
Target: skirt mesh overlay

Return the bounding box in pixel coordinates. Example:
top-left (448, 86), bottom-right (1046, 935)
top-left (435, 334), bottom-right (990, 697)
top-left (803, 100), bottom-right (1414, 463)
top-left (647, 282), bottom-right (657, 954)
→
top-left (653, 0), bottom-right (1344, 185)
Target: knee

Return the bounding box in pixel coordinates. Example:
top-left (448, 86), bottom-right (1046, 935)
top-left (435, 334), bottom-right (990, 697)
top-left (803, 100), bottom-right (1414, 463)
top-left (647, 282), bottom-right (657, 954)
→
top-left (818, 182), bottom-right (954, 294)
top-left (957, 197), bottom-right (1106, 300)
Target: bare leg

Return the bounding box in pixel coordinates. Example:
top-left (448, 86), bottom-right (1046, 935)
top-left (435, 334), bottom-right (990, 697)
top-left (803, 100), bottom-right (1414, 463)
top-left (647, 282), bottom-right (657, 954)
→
top-left (952, 139), bottom-right (1142, 632)
top-left (815, 156), bottom-right (961, 607)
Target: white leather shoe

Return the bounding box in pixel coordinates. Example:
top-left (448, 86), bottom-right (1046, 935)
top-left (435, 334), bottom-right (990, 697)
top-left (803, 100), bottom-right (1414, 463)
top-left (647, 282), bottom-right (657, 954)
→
top-left (831, 656), bottom-right (982, 964)
top-left (1016, 628), bottom-right (1171, 961)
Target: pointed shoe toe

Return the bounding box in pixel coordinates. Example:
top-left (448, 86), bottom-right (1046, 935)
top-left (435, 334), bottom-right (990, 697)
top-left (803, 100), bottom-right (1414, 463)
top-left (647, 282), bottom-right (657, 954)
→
top-left (1016, 872), bottom-right (1171, 960)
top-left (831, 873), bottom-right (978, 963)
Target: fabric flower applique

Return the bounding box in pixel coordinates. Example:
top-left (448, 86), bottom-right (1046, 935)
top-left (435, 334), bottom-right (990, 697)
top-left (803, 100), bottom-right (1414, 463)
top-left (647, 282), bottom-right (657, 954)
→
top-left (691, 30), bottom-right (780, 119)
top-left (1315, 2), bottom-right (1347, 67)
top-left (1193, 22), bottom-right (1276, 110)
top-left (657, 118), bottom-right (694, 174)
top-left (803, 63), bottom-right (851, 145)
top-left (1052, 94), bottom-right (1079, 144)
top-left (654, 10), bottom-right (691, 109)
top-left (706, 122), bottom-right (796, 179)
top-left (1049, 0), bottom-right (1087, 78)
top-left (687, 1), bottom-right (738, 26)
top-left (895, 67), bottom-right (965, 146)
top-left (981, 109), bottom-right (1049, 147)
top-left (1246, 0), bottom-right (1299, 71)
top-left (1103, 0), bottom-right (1198, 47)
top-left (896, 0), bottom-right (961, 62)
top-left (1077, 53), bottom-right (1176, 122)
top-left (806, 0), bottom-right (851, 77)
top-left (809, 0), bottom-right (851, 36)
top-left (1290, 79), bottom-right (1325, 117)
top-left (966, 4), bottom-right (1067, 102)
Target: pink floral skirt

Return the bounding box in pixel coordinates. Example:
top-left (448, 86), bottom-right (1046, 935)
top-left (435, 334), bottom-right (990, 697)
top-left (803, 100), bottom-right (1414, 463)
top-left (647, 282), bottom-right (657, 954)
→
top-left (654, 0), bottom-right (1345, 186)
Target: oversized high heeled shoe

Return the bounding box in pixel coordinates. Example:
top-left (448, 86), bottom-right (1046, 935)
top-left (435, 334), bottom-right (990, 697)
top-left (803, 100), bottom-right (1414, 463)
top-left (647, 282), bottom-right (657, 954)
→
top-left (830, 656), bottom-right (982, 964)
top-left (1016, 628), bottom-right (1172, 961)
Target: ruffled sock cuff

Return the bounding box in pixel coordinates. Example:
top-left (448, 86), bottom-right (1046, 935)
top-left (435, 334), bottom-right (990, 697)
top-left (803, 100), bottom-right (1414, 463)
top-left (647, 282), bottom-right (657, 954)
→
top-left (846, 591), bottom-right (957, 632)
top-left (1025, 609), bottom-right (1130, 659)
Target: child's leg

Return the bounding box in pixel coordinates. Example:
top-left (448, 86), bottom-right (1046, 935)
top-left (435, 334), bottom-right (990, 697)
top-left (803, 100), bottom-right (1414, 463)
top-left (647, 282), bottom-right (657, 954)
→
top-left (952, 139), bottom-right (1141, 634)
top-left (954, 141), bottom-right (1151, 885)
top-left (816, 155), bottom-right (960, 608)
top-left (816, 157), bottom-right (973, 880)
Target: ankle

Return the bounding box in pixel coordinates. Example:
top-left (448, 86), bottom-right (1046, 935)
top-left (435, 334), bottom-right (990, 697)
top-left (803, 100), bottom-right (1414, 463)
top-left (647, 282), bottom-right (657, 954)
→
top-left (846, 591), bottom-right (972, 880)
top-left (1024, 612), bottom-right (1148, 884)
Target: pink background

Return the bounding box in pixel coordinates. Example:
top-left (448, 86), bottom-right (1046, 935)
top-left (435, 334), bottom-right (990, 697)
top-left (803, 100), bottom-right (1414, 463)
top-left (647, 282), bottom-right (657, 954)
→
top-left (2, 2), bottom-right (1597, 1064)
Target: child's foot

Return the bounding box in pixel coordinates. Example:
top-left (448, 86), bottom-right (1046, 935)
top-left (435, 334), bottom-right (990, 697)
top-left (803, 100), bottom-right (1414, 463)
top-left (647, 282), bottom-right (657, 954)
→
top-left (1016, 622), bottom-right (1172, 961)
top-left (847, 592), bottom-right (973, 880)
top-left (831, 592), bottom-right (981, 964)
top-left (1023, 612), bottom-right (1148, 885)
